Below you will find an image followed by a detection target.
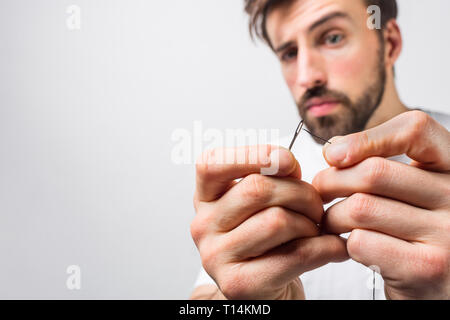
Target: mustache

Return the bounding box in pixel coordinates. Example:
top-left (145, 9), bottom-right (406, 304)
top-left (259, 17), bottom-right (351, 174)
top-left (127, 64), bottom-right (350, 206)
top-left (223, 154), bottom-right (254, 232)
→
top-left (298, 86), bottom-right (352, 110)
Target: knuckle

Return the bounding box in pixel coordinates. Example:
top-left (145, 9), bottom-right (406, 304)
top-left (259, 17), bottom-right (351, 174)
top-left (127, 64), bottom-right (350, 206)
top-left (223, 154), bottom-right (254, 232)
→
top-left (220, 281), bottom-right (243, 299)
top-left (347, 193), bottom-right (376, 224)
top-left (199, 243), bottom-right (221, 273)
top-left (190, 211), bottom-right (213, 243)
top-left (416, 249), bottom-right (449, 283)
top-left (219, 268), bottom-right (251, 299)
top-left (190, 219), bottom-right (202, 243)
top-left (241, 174), bottom-right (273, 203)
top-left (347, 132), bottom-right (369, 163)
top-left (361, 157), bottom-right (388, 187)
top-left (264, 206), bottom-right (289, 236)
top-left (407, 110), bottom-right (431, 137)
top-left (190, 217), bottom-right (206, 245)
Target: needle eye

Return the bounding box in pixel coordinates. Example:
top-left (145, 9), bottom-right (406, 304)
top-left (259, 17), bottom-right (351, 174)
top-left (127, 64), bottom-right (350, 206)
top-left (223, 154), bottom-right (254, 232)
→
top-left (288, 120), bottom-right (304, 151)
top-left (288, 120), bottom-right (331, 150)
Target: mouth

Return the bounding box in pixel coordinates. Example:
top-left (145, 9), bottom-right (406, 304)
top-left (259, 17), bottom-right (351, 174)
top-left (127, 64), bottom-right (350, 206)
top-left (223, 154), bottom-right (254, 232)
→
top-left (306, 98), bottom-right (340, 117)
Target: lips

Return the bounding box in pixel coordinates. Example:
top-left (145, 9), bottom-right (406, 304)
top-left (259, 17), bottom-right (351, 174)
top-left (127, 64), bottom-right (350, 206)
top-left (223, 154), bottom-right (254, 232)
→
top-left (306, 98), bottom-right (340, 117)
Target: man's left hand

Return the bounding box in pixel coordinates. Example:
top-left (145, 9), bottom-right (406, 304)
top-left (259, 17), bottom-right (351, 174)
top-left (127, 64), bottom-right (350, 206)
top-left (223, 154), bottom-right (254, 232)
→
top-left (312, 110), bottom-right (450, 299)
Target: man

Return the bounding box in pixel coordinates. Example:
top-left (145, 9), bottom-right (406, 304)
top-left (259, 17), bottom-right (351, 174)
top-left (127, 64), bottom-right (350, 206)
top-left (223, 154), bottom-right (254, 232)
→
top-left (190, 0), bottom-right (450, 299)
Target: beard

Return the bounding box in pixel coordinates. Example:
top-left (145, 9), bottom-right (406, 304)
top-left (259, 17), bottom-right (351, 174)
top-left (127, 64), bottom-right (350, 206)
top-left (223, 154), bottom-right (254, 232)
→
top-left (297, 45), bottom-right (387, 145)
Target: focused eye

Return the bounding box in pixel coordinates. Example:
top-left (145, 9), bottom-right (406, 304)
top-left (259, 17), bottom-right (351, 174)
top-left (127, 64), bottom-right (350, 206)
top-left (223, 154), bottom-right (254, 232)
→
top-left (324, 33), bottom-right (344, 46)
top-left (281, 48), bottom-right (298, 62)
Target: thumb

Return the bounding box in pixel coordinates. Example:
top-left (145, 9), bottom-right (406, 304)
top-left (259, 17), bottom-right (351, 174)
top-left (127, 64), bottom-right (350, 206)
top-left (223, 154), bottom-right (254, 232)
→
top-left (269, 234), bottom-right (349, 287)
top-left (323, 110), bottom-right (450, 171)
top-left (294, 234), bottom-right (349, 272)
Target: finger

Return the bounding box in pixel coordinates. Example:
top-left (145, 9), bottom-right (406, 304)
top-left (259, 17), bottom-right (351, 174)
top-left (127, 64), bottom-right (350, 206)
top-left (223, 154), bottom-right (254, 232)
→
top-left (241, 235), bottom-right (348, 290)
top-left (211, 174), bottom-right (323, 230)
top-left (346, 229), bottom-right (432, 283)
top-left (222, 206), bottom-right (319, 260)
top-left (323, 193), bottom-right (441, 242)
top-left (195, 145), bottom-right (301, 203)
top-left (313, 157), bottom-right (450, 209)
top-left (323, 111), bottom-right (450, 171)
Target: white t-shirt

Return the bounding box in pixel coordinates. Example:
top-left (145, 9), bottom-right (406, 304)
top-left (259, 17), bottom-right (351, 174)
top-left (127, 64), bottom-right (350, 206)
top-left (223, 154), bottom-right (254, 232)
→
top-left (193, 109), bottom-right (450, 299)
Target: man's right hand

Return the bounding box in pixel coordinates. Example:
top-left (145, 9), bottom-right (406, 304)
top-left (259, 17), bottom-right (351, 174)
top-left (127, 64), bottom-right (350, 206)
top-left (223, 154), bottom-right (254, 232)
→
top-left (190, 145), bottom-right (348, 300)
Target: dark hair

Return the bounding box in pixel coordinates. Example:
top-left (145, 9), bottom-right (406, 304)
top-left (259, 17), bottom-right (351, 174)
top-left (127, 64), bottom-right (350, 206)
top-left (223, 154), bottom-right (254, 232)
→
top-left (244, 0), bottom-right (398, 47)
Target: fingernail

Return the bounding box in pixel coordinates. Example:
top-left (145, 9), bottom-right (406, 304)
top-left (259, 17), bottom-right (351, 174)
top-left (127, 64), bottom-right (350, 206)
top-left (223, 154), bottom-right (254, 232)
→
top-left (323, 136), bottom-right (342, 154)
top-left (271, 148), bottom-right (293, 170)
top-left (261, 148), bottom-right (294, 176)
top-left (325, 137), bottom-right (348, 163)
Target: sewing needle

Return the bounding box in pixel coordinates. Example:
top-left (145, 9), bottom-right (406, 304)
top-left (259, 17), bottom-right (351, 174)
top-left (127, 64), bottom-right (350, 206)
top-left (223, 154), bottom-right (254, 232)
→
top-left (288, 120), bottom-right (304, 151)
top-left (288, 120), bottom-right (332, 151)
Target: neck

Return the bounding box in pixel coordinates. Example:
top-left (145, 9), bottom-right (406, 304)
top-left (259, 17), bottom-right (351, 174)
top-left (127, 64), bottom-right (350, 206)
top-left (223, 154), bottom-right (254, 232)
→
top-left (365, 72), bottom-right (409, 130)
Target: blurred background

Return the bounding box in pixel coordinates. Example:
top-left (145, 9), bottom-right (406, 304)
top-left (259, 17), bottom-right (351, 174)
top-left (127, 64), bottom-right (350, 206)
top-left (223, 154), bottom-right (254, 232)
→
top-left (0, 0), bottom-right (449, 299)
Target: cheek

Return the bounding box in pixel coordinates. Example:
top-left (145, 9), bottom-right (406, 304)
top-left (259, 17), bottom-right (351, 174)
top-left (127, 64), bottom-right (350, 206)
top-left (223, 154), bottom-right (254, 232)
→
top-left (283, 66), bottom-right (297, 88)
top-left (330, 53), bottom-right (366, 80)
top-left (327, 48), bottom-right (374, 95)
top-left (282, 66), bottom-right (302, 98)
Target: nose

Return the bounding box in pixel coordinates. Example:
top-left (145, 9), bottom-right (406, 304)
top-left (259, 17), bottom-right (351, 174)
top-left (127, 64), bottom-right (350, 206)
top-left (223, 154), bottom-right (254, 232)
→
top-left (296, 48), bottom-right (327, 89)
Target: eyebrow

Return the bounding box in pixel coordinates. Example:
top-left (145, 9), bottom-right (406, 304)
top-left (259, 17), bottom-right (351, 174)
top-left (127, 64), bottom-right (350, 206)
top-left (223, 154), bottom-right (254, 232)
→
top-left (275, 41), bottom-right (295, 53)
top-left (308, 11), bottom-right (350, 33)
top-left (274, 11), bottom-right (351, 53)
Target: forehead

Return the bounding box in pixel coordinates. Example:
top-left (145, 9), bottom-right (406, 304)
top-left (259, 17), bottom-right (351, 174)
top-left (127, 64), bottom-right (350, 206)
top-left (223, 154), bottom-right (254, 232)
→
top-left (266, 0), bottom-right (366, 46)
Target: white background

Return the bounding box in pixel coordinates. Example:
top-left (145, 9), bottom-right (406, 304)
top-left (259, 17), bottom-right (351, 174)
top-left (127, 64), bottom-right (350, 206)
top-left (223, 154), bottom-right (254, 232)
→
top-left (0, 0), bottom-right (448, 298)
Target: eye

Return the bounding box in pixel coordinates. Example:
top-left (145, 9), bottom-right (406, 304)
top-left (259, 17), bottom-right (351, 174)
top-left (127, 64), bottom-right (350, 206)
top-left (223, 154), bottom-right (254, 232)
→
top-left (324, 33), bottom-right (344, 46)
top-left (281, 48), bottom-right (298, 62)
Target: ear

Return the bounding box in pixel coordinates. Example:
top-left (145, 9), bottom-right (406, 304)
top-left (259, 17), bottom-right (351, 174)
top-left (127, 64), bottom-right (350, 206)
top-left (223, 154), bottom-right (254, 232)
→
top-left (382, 19), bottom-right (403, 69)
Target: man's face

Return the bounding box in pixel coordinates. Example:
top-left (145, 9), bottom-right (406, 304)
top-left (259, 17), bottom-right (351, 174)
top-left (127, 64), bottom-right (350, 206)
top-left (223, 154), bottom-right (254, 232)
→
top-left (266, 0), bottom-right (387, 143)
